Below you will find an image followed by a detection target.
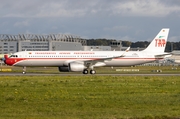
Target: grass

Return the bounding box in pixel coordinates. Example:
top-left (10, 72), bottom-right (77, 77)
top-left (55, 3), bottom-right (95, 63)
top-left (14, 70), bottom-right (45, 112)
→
top-left (0, 76), bottom-right (180, 119)
top-left (1, 65), bottom-right (180, 74)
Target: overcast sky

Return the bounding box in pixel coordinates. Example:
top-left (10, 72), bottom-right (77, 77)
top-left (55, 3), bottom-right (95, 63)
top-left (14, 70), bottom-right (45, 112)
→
top-left (0, 0), bottom-right (180, 42)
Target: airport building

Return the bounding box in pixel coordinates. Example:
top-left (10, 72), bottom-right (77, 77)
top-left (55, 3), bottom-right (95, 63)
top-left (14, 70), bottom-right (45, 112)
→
top-left (83, 46), bottom-right (111, 51)
top-left (0, 33), bottom-right (142, 54)
top-left (0, 34), bottom-right (86, 54)
top-left (0, 34), bottom-right (126, 54)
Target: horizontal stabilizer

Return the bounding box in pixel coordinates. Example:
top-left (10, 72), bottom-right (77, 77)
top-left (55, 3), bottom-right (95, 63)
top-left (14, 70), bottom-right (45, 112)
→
top-left (155, 53), bottom-right (171, 58)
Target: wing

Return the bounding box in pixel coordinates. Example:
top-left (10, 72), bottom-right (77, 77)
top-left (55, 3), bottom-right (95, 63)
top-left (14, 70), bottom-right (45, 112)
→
top-left (64, 47), bottom-right (130, 68)
top-left (83, 47), bottom-right (130, 68)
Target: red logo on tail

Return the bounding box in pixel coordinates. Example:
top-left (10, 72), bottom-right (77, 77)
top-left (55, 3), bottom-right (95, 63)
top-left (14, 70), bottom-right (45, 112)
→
top-left (155, 39), bottom-right (166, 47)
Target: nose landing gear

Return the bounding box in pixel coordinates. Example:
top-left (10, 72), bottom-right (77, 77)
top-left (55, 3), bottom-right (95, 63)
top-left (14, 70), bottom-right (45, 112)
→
top-left (22, 66), bottom-right (26, 74)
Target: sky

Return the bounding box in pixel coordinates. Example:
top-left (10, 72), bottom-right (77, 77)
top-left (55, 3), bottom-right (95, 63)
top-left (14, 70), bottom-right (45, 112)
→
top-left (0, 0), bottom-right (180, 42)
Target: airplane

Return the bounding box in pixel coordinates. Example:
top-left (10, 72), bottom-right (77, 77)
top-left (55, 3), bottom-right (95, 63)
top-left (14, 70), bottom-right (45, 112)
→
top-left (4, 28), bottom-right (170, 74)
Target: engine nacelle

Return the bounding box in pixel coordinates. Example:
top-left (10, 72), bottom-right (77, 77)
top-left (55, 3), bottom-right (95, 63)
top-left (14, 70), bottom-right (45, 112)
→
top-left (58, 63), bottom-right (86, 72)
top-left (58, 66), bottom-right (70, 72)
top-left (69, 62), bottom-right (86, 72)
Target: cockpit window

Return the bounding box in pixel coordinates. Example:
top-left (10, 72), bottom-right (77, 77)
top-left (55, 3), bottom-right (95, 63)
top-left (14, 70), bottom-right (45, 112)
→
top-left (10, 55), bottom-right (15, 57)
top-left (10, 55), bottom-right (18, 58)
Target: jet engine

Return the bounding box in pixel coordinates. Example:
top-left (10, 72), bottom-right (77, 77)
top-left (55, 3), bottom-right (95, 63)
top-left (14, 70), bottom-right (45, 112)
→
top-left (58, 62), bottom-right (86, 72)
top-left (58, 66), bottom-right (70, 72)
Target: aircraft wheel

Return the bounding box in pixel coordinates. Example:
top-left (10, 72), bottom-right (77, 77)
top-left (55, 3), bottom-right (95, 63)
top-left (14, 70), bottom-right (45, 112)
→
top-left (22, 71), bottom-right (26, 74)
top-left (90, 70), bottom-right (96, 74)
top-left (83, 69), bottom-right (88, 74)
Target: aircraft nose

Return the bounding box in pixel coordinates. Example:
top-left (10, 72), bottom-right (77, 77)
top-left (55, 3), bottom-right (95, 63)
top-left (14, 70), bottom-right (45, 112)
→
top-left (3, 59), bottom-right (13, 66)
top-left (3, 55), bottom-right (8, 64)
top-left (3, 55), bottom-right (16, 66)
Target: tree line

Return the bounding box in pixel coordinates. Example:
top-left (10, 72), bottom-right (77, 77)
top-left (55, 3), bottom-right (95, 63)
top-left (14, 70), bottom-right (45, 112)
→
top-left (86, 39), bottom-right (180, 52)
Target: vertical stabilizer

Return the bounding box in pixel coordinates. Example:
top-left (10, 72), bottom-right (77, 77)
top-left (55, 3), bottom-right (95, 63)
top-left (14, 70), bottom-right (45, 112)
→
top-left (143, 28), bottom-right (169, 53)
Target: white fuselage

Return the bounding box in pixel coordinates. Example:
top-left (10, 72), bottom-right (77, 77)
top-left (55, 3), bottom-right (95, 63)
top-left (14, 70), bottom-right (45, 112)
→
top-left (9, 51), bottom-right (159, 67)
top-left (4, 28), bottom-right (170, 74)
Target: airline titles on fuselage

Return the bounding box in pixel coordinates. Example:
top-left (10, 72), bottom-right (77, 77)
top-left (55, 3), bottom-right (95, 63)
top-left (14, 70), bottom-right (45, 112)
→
top-left (32, 52), bottom-right (95, 55)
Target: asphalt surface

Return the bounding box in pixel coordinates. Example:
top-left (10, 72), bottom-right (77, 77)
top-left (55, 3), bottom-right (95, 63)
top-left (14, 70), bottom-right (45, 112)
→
top-left (0, 72), bottom-right (180, 76)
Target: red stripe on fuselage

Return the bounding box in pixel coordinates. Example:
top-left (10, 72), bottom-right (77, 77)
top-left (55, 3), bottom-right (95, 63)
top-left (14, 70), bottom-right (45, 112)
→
top-left (5, 57), bottom-right (162, 66)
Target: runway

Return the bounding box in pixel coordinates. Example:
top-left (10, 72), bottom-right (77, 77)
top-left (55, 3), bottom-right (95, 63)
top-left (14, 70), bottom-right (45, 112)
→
top-left (1, 72), bottom-right (180, 76)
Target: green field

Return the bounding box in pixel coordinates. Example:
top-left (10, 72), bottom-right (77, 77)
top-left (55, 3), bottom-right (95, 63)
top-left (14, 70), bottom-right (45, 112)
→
top-left (1, 65), bottom-right (180, 74)
top-left (0, 75), bottom-right (180, 119)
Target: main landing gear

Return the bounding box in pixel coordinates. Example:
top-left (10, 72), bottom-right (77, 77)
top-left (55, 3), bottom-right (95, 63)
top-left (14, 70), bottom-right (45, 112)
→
top-left (83, 69), bottom-right (96, 74)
